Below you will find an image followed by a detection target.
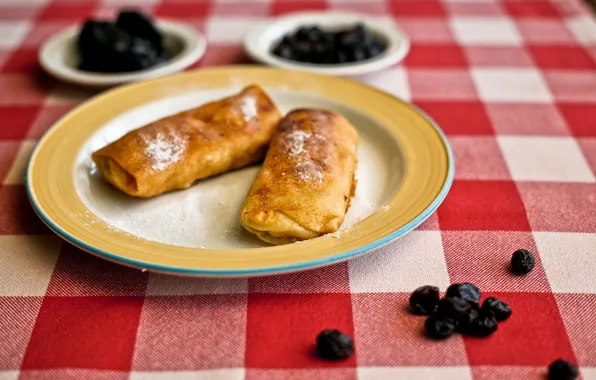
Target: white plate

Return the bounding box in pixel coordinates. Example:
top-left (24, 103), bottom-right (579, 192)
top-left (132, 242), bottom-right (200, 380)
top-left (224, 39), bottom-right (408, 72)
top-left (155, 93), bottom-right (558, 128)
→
top-left (244, 11), bottom-right (410, 76)
top-left (75, 88), bottom-right (401, 249)
top-left (39, 20), bottom-right (206, 87)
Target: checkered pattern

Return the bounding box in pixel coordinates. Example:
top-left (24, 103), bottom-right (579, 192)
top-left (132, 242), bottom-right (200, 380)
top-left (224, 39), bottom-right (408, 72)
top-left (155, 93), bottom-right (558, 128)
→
top-left (1, 0), bottom-right (596, 378)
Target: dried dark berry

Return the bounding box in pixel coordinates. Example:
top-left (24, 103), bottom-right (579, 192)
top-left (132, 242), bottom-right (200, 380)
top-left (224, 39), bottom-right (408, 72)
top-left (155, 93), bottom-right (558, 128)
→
top-left (459, 308), bottom-right (498, 337)
top-left (316, 329), bottom-right (354, 360)
top-left (446, 283), bottom-right (481, 305)
top-left (269, 23), bottom-right (387, 65)
top-left (511, 249), bottom-right (535, 275)
top-left (424, 315), bottom-right (456, 340)
top-left (548, 359), bottom-right (579, 380)
top-left (409, 285), bottom-right (440, 315)
top-left (436, 297), bottom-right (473, 321)
top-left (482, 297), bottom-right (512, 321)
top-left (116, 10), bottom-right (163, 53)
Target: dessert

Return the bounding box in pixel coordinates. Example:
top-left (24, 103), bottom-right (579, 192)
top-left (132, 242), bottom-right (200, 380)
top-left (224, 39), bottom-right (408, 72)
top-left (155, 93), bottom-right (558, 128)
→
top-left (240, 108), bottom-right (359, 245)
top-left (92, 85), bottom-right (282, 197)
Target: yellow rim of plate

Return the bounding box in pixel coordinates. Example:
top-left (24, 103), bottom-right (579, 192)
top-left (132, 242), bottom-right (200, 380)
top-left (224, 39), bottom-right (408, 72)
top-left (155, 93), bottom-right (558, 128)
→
top-left (26, 66), bottom-right (453, 277)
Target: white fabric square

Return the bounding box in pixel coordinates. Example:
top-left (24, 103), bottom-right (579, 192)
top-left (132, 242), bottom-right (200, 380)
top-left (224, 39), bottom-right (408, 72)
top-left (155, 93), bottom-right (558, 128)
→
top-left (498, 136), bottom-right (595, 183)
top-left (0, 372), bottom-right (19, 380)
top-left (358, 367), bottom-right (473, 380)
top-left (450, 17), bottom-right (521, 45)
top-left (206, 17), bottom-right (265, 44)
top-left (349, 231), bottom-right (450, 293)
top-left (534, 232), bottom-right (596, 293)
top-left (566, 15), bottom-right (596, 44)
top-left (0, 22), bottom-right (31, 49)
top-left (582, 368), bottom-right (596, 380)
top-left (357, 67), bottom-right (411, 101)
top-left (0, 235), bottom-right (61, 296)
top-left (4, 140), bottom-right (36, 185)
top-left (146, 274), bottom-right (247, 295)
top-left (130, 369), bottom-right (245, 380)
top-left (471, 68), bottom-right (552, 102)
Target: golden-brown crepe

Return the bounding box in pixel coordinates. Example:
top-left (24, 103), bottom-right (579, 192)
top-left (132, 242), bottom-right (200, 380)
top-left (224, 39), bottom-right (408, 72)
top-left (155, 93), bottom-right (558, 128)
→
top-left (240, 108), bottom-right (359, 245)
top-left (92, 85), bottom-right (282, 198)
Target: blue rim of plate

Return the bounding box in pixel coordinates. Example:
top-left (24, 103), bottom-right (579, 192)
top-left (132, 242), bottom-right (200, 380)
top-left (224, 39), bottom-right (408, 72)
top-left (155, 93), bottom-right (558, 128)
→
top-left (26, 99), bottom-right (454, 277)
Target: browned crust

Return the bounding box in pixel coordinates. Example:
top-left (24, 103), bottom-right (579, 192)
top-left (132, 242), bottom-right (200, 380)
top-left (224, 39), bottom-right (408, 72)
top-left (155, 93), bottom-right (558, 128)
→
top-left (92, 85), bottom-right (283, 197)
top-left (240, 108), bottom-right (359, 244)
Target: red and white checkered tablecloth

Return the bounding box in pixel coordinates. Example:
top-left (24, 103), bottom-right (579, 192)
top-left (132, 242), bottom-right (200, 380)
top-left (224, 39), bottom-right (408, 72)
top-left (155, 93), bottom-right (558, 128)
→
top-left (1, 0), bottom-right (596, 379)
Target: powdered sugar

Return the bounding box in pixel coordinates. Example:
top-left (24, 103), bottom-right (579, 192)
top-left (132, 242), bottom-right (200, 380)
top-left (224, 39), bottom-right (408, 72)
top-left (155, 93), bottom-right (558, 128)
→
top-left (283, 130), bottom-right (324, 182)
top-left (240, 96), bottom-right (258, 121)
top-left (143, 131), bottom-right (186, 171)
top-left (285, 130), bottom-right (311, 156)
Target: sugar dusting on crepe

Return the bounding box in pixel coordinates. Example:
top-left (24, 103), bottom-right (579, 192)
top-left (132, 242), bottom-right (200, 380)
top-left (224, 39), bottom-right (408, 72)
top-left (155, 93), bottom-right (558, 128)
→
top-left (240, 96), bottom-right (258, 121)
top-left (283, 130), bottom-right (324, 182)
top-left (142, 131), bottom-right (186, 171)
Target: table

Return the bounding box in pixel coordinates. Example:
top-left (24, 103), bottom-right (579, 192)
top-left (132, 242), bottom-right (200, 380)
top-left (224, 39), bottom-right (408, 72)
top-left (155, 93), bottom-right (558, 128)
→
top-left (1, 0), bottom-right (596, 379)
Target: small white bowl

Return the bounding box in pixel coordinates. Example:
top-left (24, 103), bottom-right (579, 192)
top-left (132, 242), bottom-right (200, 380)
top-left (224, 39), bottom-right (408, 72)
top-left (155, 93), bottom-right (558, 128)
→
top-left (39, 20), bottom-right (206, 87)
top-left (244, 11), bottom-right (410, 76)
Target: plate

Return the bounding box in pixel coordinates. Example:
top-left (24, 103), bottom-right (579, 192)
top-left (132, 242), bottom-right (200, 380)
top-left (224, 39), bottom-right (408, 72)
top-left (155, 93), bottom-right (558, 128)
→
top-left (244, 11), bottom-right (410, 76)
top-left (39, 20), bottom-right (206, 87)
top-left (26, 66), bottom-right (453, 277)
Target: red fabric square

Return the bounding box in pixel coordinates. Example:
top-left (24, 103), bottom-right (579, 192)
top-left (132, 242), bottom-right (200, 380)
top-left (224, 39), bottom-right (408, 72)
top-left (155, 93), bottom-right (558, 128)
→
top-left (388, 0), bottom-right (446, 17)
top-left (352, 293), bottom-right (468, 365)
top-left (444, 2), bottom-right (505, 17)
top-left (0, 6), bottom-right (40, 20)
top-left (517, 182), bottom-right (596, 233)
top-left (416, 212), bottom-right (439, 230)
top-left (437, 180), bottom-right (531, 231)
top-left (558, 103), bottom-right (596, 137)
top-left (21, 296), bottom-right (144, 370)
top-left (404, 44), bottom-right (467, 68)
top-left (249, 262), bottom-right (350, 293)
top-left (1, 47), bottom-right (39, 74)
top-left (0, 74), bottom-right (51, 106)
top-left (92, 5), bottom-right (155, 20)
top-left (409, 69), bottom-right (478, 101)
top-left (502, 1), bottom-right (562, 18)
top-left (397, 20), bottom-right (455, 43)
top-left (552, 0), bottom-right (591, 17)
top-left (464, 46), bottom-right (534, 67)
top-left (19, 369), bottom-right (128, 380)
top-left (246, 369), bottom-right (356, 380)
top-left (27, 104), bottom-right (73, 139)
top-left (329, 1), bottom-right (388, 15)
top-left (543, 71), bottom-right (596, 103)
top-left (154, 2), bottom-right (212, 19)
top-left (449, 136), bottom-right (510, 180)
top-left (0, 106), bottom-right (40, 140)
top-left (198, 45), bottom-right (251, 68)
top-left (271, 0), bottom-right (327, 16)
top-left (133, 295), bottom-right (247, 370)
top-left (556, 293), bottom-right (596, 366)
top-left (528, 45), bottom-right (596, 70)
top-left (472, 366), bottom-right (550, 380)
top-left (245, 293), bottom-right (355, 368)
top-left (441, 231), bottom-right (551, 292)
top-left (515, 20), bottom-right (575, 44)
top-left (485, 103), bottom-right (570, 136)
top-left (21, 22), bottom-right (72, 48)
top-left (0, 297), bottom-right (43, 370)
top-left (45, 243), bottom-right (148, 297)
top-left (37, 3), bottom-right (96, 21)
top-left (0, 185), bottom-right (49, 235)
top-left (0, 141), bottom-right (20, 181)
top-left (465, 292), bottom-right (576, 365)
top-left (211, 2), bottom-right (269, 16)
top-left (415, 101), bottom-right (493, 135)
